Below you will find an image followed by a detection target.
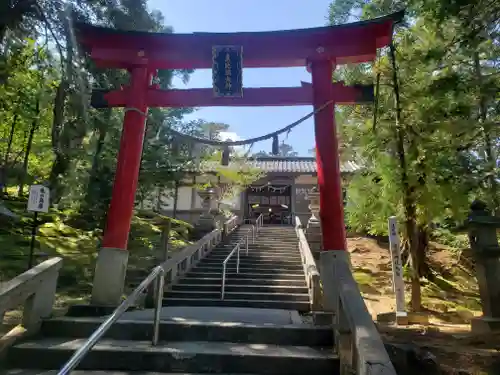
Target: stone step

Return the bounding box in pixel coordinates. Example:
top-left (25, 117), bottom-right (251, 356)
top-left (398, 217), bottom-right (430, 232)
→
top-left (254, 241), bottom-right (296, 244)
top-left (258, 233), bottom-right (296, 235)
top-left (204, 257), bottom-right (302, 264)
top-left (206, 253), bottom-right (301, 260)
top-left (185, 272), bottom-right (305, 280)
top-left (204, 260), bottom-right (302, 266)
top-left (5, 371), bottom-right (260, 375)
top-left (8, 339), bottom-right (337, 374)
top-left (41, 318), bottom-right (333, 346)
top-left (214, 241), bottom-right (250, 248)
top-left (214, 244), bottom-right (298, 250)
top-left (178, 277), bottom-right (307, 286)
top-left (255, 235), bottom-right (297, 238)
top-left (246, 245), bottom-right (299, 250)
top-left (256, 231), bottom-right (297, 235)
top-left (206, 250), bottom-right (299, 257)
top-left (249, 243), bottom-right (299, 248)
top-left (255, 236), bottom-right (296, 239)
top-left (165, 290), bottom-right (310, 302)
top-left (192, 265), bottom-right (305, 274)
top-left (197, 261), bottom-right (304, 270)
top-left (162, 297), bottom-right (311, 312)
top-left (209, 250), bottom-right (300, 256)
top-left (171, 284), bottom-right (309, 294)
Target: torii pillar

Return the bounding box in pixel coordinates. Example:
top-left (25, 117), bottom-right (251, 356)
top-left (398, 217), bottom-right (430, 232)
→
top-left (91, 66), bottom-right (153, 306)
top-left (310, 59), bottom-right (346, 252)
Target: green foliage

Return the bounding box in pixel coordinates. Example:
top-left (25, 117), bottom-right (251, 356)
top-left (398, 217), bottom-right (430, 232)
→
top-left (0, 0), bottom-right (220, 233)
top-left (0, 200), bottom-right (192, 292)
top-left (0, 1), bottom-right (230, 294)
top-left (196, 147), bottom-right (265, 217)
top-left (329, 0), bottom-right (499, 309)
top-left (430, 228), bottom-right (469, 249)
top-left (329, 0), bottom-right (499, 235)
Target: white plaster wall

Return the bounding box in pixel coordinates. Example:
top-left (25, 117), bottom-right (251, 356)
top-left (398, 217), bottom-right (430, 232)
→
top-left (193, 191), bottom-right (203, 209)
top-left (176, 186), bottom-right (193, 210)
top-left (139, 182), bottom-right (246, 212)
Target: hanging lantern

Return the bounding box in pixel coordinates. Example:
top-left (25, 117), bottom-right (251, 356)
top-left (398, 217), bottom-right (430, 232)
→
top-left (221, 145), bottom-right (230, 166)
top-left (272, 135), bottom-right (279, 155)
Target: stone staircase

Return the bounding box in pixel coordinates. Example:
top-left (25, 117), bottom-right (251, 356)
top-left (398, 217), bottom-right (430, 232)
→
top-left (164, 225), bottom-right (311, 311)
top-left (3, 312), bottom-right (338, 374)
top-left (2, 224), bottom-right (342, 375)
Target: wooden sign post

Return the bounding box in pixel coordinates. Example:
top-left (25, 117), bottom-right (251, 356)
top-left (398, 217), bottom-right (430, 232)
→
top-left (27, 185), bottom-right (50, 269)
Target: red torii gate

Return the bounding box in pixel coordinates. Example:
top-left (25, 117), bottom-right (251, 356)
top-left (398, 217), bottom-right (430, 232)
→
top-left (76, 12), bottom-right (402, 306)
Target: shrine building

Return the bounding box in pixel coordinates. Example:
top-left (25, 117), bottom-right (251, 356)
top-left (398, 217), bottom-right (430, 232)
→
top-left (142, 156), bottom-right (360, 226)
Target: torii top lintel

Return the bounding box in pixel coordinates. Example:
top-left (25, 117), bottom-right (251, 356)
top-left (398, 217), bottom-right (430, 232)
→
top-left (76, 11), bottom-right (403, 70)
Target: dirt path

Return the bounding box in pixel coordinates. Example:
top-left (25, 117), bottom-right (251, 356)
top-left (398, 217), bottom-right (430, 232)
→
top-left (347, 236), bottom-right (500, 374)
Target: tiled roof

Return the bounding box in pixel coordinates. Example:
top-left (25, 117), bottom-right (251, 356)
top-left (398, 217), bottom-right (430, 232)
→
top-left (179, 157), bottom-right (361, 174)
top-left (247, 157), bottom-right (360, 173)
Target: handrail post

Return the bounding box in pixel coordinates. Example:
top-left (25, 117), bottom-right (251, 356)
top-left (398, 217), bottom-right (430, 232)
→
top-left (56, 266), bottom-right (164, 375)
top-left (152, 268), bottom-right (165, 346)
top-left (246, 235), bottom-right (249, 255)
top-left (221, 263), bottom-right (227, 300)
top-left (236, 243), bottom-right (240, 274)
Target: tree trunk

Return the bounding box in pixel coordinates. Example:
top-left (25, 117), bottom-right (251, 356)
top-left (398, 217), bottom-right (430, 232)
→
top-left (89, 110), bottom-right (110, 176)
top-left (473, 52), bottom-right (498, 214)
top-left (0, 24), bottom-right (7, 48)
top-left (173, 180), bottom-right (179, 219)
top-left (18, 98), bottom-right (40, 197)
top-left (48, 152), bottom-right (70, 204)
top-left (49, 79), bottom-right (69, 204)
top-left (406, 207), bottom-right (421, 312)
top-left (416, 224), bottom-right (432, 279)
top-left (156, 185), bottom-right (163, 212)
top-left (83, 110), bottom-right (110, 208)
top-left (48, 81), bottom-right (68, 203)
top-left (1, 110), bottom-right (19, 191)
top-left (389, 42), bottom-right (421, 312)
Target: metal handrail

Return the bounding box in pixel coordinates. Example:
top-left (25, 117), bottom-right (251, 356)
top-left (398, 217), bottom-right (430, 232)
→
top-left (255, 214), bottom-right (263, 232)
top-left (244, 214), bottom-right (263, 233)
top-left (57, 265), bottom-right (166, 375)
top-left (220, 226), bottom-right (255, 300)
top-left (221, 241), bottom-right (241, 300)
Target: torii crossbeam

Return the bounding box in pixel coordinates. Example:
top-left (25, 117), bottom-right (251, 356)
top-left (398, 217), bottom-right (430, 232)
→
top-left (76, 11), bottom-right (403, 306)
top-left (91, 82), bottom-right (374, 108)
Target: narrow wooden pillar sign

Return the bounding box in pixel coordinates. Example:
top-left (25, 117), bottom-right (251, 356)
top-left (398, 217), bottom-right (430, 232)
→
top-left (388, 216), bottom-right (406, 318)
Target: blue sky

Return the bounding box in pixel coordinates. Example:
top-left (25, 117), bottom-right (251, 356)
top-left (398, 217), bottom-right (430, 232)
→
top-left (147, 0), bottom-right (334, 156)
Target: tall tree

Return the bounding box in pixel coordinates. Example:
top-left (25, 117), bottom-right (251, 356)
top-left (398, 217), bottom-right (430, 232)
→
top-left (327, 0), bottom-right (499, 310)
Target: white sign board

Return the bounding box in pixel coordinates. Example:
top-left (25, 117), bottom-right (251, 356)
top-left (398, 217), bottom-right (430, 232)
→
top-left (27, 185), bottom-right (50, 213)
top-left (388, 216), bottom-right (406, 316)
